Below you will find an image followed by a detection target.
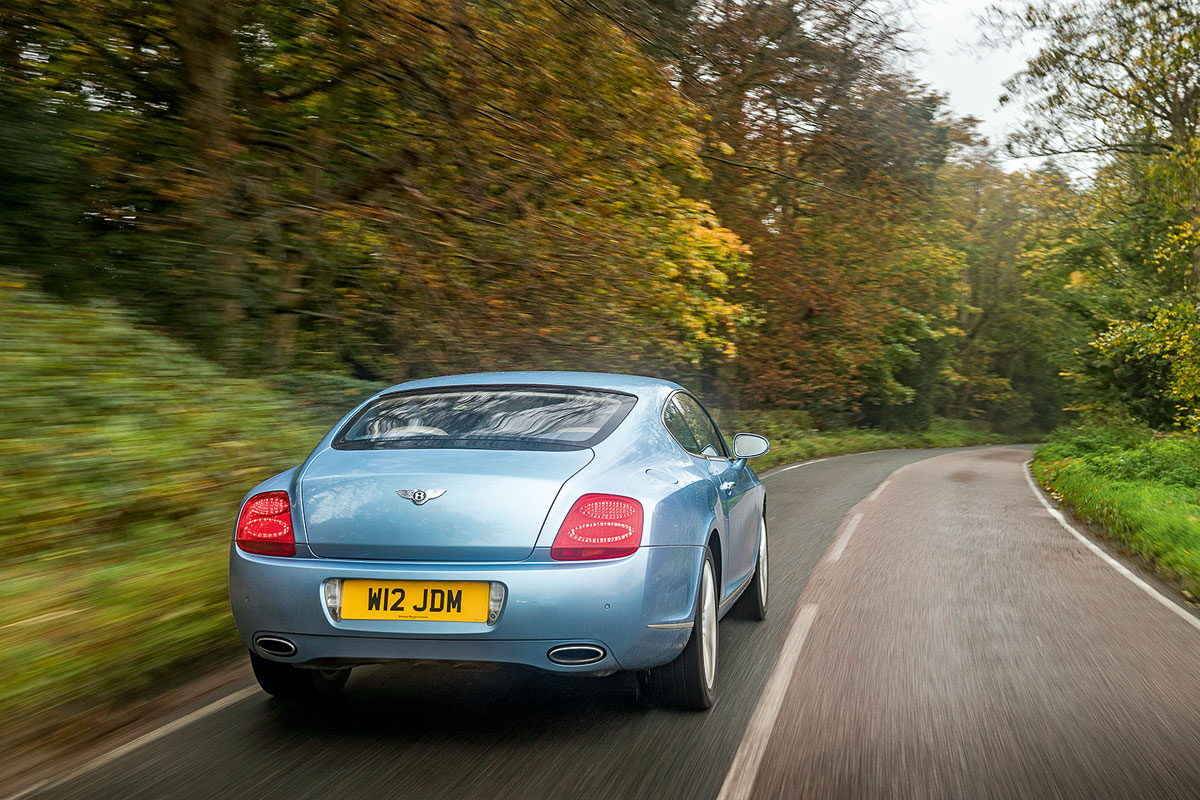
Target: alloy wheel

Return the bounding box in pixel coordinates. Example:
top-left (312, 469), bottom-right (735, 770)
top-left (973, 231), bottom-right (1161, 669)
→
top-left (700, 561), bottom-right (717, 690)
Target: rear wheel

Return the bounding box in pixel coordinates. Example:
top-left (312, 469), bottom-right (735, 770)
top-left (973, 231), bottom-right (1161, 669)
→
top-left (743, 515), bottom-right (769, 621)
top-left (250, 652), bottom-right (351, 700)
top-left (639, 549), bottom-right (718, 710)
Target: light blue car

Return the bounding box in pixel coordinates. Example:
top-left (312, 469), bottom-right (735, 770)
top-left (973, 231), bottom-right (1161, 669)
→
top-left (229, 371), bottom-right (770, 709)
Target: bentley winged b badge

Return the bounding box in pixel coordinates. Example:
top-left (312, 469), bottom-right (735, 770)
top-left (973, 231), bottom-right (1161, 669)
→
top-left (396, 489), bottom-right (446, 506)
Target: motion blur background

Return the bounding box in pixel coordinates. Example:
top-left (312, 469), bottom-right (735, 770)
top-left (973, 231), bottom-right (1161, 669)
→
top-left (3, 0), bottom-right (1200, 768)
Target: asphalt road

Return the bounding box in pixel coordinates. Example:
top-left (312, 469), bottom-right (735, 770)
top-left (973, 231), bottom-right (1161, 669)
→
top-left (18, 446), bottom-right (1200, 799)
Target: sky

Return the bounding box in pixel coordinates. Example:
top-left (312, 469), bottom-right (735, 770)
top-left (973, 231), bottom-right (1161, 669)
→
top-left (905, 0), bottom-right (1045, 168)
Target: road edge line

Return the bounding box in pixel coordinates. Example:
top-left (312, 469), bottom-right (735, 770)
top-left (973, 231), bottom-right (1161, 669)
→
top-left (4, 686), bottom-right (258, 800)
top-left (828, 513), bottom-right (864, 562)
top-left (1022, 460), bottom-right (1200, 635)
top-left (760, 457), bottom-right (829, 479)
top-left (716, 603), bottom-right (819, 800)
top-left (867, 479), bottom-right (891, 502)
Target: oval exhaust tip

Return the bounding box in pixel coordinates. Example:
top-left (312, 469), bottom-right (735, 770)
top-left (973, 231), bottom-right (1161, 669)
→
top-left (255, 636), bottom-right (298, 658)
top-left (547, 644), bottom-right (606, 666)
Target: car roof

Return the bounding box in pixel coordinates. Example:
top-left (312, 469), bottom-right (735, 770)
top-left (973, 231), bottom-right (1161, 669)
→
top-left (383, 371), bottom-right (684, 400)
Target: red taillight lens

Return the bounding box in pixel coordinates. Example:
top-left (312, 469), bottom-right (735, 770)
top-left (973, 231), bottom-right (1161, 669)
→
top-left (550, 494), bottom-right (643, 561)
top-left (236, 491), bottom-right (296, 556)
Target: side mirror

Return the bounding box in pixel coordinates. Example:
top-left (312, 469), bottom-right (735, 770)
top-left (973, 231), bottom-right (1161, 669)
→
top-left (732, 433), bottom-right (770, 459)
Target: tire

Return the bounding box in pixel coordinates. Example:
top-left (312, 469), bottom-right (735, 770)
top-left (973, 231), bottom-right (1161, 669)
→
top-left (639, 548), bottom-right (718, 710)
top-left (743, 515), bottom-right (769, 621)
top-left (250, 652), bottom-right (351, 700)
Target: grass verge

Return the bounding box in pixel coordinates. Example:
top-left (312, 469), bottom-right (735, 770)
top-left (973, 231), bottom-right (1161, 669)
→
top-left (0, 276), bottom-right (378, 744)
top-left (1032, 423), bottom-right (1200, 596)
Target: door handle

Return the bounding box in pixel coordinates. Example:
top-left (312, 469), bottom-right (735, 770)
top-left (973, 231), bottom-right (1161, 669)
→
top-left (719, 481), bottom-right (736, 495)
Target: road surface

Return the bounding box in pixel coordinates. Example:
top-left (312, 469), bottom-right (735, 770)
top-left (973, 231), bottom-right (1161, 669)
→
top-left (14, 446), bottom-right (1200, 799)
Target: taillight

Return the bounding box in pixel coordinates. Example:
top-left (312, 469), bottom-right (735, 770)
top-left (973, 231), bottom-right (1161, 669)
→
top-left (550, 494), bottom-right (643, 561)
top-left (236, 491), bottom-right (296, 556)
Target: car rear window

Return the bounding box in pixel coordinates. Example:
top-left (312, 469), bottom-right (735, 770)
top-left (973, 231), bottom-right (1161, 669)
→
top-left (333, 386), bottom-right (637, 451)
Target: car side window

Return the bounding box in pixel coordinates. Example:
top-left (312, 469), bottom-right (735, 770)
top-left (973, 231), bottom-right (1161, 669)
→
top-left (663, 396), bottom-right (700, 454)
top-left (674, 393), bottom-right (729, 459)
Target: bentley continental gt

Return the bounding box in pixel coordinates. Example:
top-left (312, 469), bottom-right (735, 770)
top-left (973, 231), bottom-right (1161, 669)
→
top-left (228, 372), bottom-right (770, 709)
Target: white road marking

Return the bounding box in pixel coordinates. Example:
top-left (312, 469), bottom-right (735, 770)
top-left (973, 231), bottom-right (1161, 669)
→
top-left (867, 479), bottom-right (891, 502)
top-left (4, 686), bottom-right (258, 800)
top-left (762, 457), bottom-right (829, 479)
top-left (1022, 460), bottom-right (1200, 635)
top-left (716, 603), bottom-right (819, 800)
top-left (827, 513), bottom-right (864, 562)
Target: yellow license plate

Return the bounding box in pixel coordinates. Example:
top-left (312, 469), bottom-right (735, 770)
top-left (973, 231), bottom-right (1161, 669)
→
top-left (341, 580), bottom-right (488, 622)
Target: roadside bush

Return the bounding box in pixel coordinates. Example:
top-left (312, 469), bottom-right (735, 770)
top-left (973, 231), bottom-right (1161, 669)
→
top-left (1034, 418), bottom-right (1154, 461)
top-left (0, 275), bottom-right (326, 733)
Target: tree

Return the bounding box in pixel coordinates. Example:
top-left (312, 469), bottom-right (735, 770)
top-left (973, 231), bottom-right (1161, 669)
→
top-left (6, 0), bottom-right (751, 377)
top-left (634, 1), bottom-right (969, 415)
top-left (935, 153), bottom-right (1083, 431)
top-left (993, 0), bottom-right (1200, 287)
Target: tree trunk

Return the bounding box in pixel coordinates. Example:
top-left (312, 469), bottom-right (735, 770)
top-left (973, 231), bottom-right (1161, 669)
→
top-left (298, 0), bottom-right (355, 363)
top-left (1193, 228), bottom-right (1200, 292)
top-left (173, 0), bottom-right (243, 347)
top-left (1191, 197), bottom-right (1200, 293)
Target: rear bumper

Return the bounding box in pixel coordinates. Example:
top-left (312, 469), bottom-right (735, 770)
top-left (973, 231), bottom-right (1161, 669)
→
top-left (229, 544), bottom-right (703, 672)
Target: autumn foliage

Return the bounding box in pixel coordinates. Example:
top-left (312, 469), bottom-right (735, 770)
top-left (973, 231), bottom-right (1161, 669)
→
top-left (1, 0), bottom-right (1097, 429)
